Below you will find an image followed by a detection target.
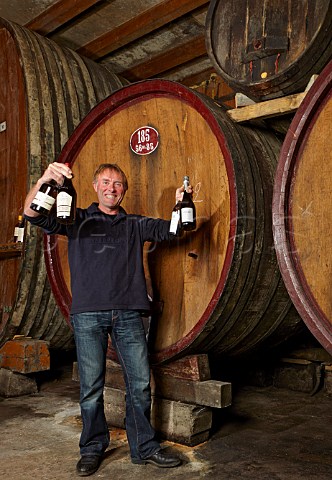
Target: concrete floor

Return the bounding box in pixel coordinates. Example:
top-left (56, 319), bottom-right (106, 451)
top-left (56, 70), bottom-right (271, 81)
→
top-left (0, 362), bottom-right (331, 480)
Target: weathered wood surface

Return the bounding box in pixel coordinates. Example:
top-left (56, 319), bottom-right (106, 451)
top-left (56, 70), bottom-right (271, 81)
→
top-left (206, 0), bottom-right (332, 100)
top-left (104, 386), bottom-right (212, 446)
top-left (0, 338), bottom-right (50, 374)
top-left (152, 354), bottom-right (211, 381)
top-left (0, 368), bottom-right (38, 397)
top-left (228, 92), bottom-right (306, 123)
top-left (228, 76), bottom-right (318, 123)
top-left (0, 243), bottom-right (23, 259)
top-left (153, 376), bottom-right (231, 408)
top-left (325, 365), bottom-right (332, 395)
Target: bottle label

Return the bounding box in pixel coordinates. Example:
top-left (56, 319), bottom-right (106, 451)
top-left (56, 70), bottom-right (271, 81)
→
top-left (14, 226), bottom-right (24, 242)
top-left (169, 210), bottom-right (180, 234)
top-left (181, 207), bottom-right (193, 223)
top-left (57, 192), bottom-right (72, 217)
top-left (17, 227), bottom-right (24, 242)
top-left (32, 191), bottom-right (56, 211)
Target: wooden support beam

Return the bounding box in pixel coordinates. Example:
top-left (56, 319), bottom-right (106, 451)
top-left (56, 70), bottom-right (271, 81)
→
top-left (0, 338), bottom-right (50, 374)
top-left (77, 0), bottom-right (209, 59)
top-left (104, 387), bottom-right (212, 446)
top-left (182, 67), bottom-right (216, 87)
top-left (0, 368), bottom-right (38, 397)
top-left (153, 376), bottom-right (232, 408)
top-left (25, 0), bottom-right (102, 35)
top-left (151, 396), bottom-right (212, 445)
top-left (120, 35), bottom-right (207, 81)
top-left (152, 354), bottom-right (211, 381)
top-left (274, 357), bottom-right (322, 393)
top-left (325, 364), bottom-right (332, 395)
top-left (227, 75), bottom-right (318, 123)
top-left (227, 91), bottom-right (306, 123)
top-left (0, 243), bottom-right (23, 259)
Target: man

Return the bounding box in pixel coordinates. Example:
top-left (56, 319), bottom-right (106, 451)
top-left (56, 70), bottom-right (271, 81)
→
top-left (24, 162), bottom-right (190, 476)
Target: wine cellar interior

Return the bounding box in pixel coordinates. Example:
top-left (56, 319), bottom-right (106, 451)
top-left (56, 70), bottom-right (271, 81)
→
top-left (0, 1), bottom-right (332, 479)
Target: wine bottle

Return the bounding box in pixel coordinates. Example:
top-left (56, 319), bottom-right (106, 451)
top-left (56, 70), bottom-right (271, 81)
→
top-left (30, 179), bottom-right (58, 215)
top-left (180, 175), bottom-right (196, 231)
top-left (13, 215), bottom-right (25, 243)
top-left (169, 200), bottom-right (182, 236)
top-left (56, 164), bottom-right (77, 224)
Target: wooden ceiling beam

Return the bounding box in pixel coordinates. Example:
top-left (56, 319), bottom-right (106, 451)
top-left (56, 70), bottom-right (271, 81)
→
top-left (120, 35), bottom-right (207, 81)
top-left (77, 0), bottom-right (209, 59)
top-left (181, 67), bottom-right (216, 87)
top-left (25, 0), bottom-right (103, 35)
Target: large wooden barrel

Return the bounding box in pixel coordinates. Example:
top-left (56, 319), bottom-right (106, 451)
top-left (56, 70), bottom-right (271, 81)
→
top-left (206, 0), bottom-right (332, 100)
top-left (273, 60), bottom-right (332, 356)
top-left (0, 18), bottom-right (126, 349)
top-left (44, 79), bottom-right (303, 363)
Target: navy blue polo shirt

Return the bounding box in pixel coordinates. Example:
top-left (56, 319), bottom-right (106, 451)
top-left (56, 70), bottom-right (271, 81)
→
top-left (25, 203), bottom-right (172, 314)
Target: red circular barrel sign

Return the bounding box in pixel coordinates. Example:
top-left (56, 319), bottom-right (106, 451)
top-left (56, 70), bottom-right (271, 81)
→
top-left (130, 126), bottom-right (159, 155)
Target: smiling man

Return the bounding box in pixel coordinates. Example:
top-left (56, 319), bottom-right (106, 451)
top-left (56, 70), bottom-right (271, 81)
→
top-left (92, 165), bottom-right (127, 213)
top-left (24, 162), bottom-right (190, 476)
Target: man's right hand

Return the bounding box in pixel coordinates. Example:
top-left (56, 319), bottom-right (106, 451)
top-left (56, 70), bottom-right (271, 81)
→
top-left (23, 162), bottom-right (73, 217)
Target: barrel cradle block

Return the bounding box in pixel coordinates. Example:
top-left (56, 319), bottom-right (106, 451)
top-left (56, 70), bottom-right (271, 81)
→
top-left (76, 356), bottom-right (229, 445)
top-left (105, 358), bottom-right (231, 409)
top-left (104, 386), bottom-right (212, 447)
top-left (152, 354), bottom-right (211, 381)
top-left (151, 397), bottom-right (212, 446)
top-left (104, 387), bottom-right (126, 429)
top-left (0, 338), bottom-right (50, 374)
top-left (273, 358), bottom-right (323, 394)
top-left (0, 368), bottom-right (38, 397)
top-left (152, 376), bottom-right (231, 409)
top-left (324, 365), bottom-right (332, 395)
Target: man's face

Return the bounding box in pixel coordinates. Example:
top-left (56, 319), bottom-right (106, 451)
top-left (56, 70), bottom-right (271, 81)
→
top-left (93, 168), bottom-right (126, 214)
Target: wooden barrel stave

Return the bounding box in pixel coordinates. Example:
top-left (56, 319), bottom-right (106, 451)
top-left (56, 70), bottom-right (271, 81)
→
top-left (0, 17), bottom-right (127, 349)
top-left (213, 127), bottom-right (281, 355)
top-left (85, 59), bottom-right (125, 101)
top-left (37, 36), bottom-right (70, 155)
top-left (51, 44), bottom-right (82, 136)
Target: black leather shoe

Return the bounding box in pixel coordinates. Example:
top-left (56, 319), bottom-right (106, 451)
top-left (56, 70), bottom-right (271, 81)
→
top-left (132, 451), bottom-right (182, 468)
top-left (76, 455), bottom-right (101, 476)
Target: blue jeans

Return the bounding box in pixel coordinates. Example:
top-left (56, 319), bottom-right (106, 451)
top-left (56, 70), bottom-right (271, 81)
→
top-left (71, 310), bottom-right (160, 460)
